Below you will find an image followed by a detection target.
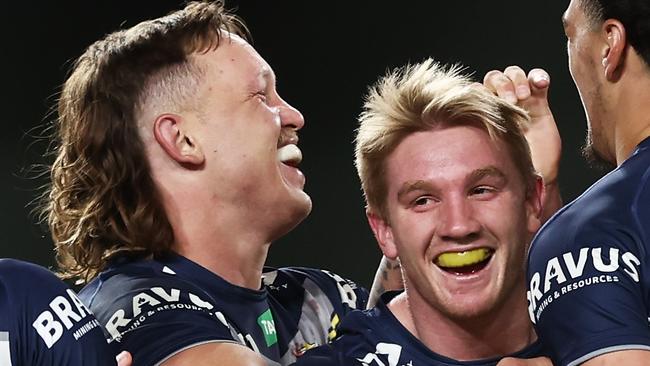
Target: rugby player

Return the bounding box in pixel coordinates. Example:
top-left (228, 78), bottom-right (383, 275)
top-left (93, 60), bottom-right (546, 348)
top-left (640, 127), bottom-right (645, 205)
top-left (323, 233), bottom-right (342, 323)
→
top-left (43, 2), bottom-right (367, 365)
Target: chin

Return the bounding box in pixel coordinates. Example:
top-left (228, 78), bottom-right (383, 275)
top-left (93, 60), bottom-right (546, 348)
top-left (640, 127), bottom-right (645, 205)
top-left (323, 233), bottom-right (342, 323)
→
top-left (269, 191), bottom-right (312, 241)
top-left (581, 133), bottom-right (616, 170)
top-left (440, 294), bottom-right (499, 320)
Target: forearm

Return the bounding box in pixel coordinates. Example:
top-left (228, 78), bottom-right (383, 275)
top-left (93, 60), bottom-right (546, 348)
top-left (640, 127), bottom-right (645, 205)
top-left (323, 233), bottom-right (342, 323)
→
top-left (367, 256), bottom-right (402, 308)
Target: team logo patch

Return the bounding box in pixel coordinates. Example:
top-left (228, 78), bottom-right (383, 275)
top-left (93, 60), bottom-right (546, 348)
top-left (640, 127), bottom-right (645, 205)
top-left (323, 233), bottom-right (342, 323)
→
top-left (257, 309), bottom-right (277, 347)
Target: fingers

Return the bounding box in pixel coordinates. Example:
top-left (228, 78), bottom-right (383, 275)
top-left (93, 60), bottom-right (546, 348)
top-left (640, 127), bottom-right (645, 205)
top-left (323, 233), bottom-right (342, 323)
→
top-left (528, 68), bottom-right (550, 99)
top-left (504, 66), bottom-right (530, 100)
top-left (483, 66), bottom-right (550, 106)
top-left (116, 351), bottom-right (132, 366)
top-left (484, 69), bottom-right (519, 104)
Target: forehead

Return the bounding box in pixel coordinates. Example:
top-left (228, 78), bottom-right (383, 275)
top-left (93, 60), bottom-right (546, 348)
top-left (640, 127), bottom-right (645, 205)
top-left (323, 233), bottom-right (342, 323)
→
top-left (195, 33), bottom-right (275, 85)
top-left (384, 125), bottom-right (517, 186)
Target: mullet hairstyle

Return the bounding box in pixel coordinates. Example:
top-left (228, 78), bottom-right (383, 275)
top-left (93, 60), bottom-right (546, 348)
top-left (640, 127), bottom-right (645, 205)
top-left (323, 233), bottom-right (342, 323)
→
top-left (579, 0), bottom-right (650, 67)
top-left (43, 1), bottom-right (248, 283)
top-left (355, 58), bottom-right (536, 218)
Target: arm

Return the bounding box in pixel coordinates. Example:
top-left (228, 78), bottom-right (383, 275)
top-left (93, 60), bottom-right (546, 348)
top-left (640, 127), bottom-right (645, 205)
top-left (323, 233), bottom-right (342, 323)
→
top-left (483, 66), bottom-right (562, 222)
top-left (497, 356), bottom-right (552, 366)
top-left (162, 343), bottom-right (266, 366)
top-left (581, 350), bottom-right (650, 365)
top-left (366, 256), bottom-right (402, 308)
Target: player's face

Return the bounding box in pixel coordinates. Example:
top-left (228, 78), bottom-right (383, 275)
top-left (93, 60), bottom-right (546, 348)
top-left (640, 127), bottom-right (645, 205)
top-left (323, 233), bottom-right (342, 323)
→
top-left (564, 0), bottom-right (614, 163)
top-left (375, 124), bottom-right (540, 319)
top-left (191, 34), bottom-right (311, 241)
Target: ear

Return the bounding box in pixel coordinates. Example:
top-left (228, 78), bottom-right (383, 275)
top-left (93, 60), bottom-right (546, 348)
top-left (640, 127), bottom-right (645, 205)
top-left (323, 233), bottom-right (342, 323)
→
top-left (601, 19), bottom-right (626, 81)
top-left (153, 114), bottom-right (204, 167)
top-left (525, 176), bottom-right (545, 234)
top-left (366, 209), bottom-right (399, 260)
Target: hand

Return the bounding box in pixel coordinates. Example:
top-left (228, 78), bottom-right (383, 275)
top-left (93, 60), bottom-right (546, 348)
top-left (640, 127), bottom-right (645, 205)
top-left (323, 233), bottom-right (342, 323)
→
top-left (497, 356), bottom-right (553, 366)
top-left (116, 351), bottom-right (132, 366)
top-left (483, 66), bottom-right (561, 187)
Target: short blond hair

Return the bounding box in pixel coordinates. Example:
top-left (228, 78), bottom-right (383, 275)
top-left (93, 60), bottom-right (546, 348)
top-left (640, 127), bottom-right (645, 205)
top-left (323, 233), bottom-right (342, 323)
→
top-left (355, 58), bottom-right (535, 217)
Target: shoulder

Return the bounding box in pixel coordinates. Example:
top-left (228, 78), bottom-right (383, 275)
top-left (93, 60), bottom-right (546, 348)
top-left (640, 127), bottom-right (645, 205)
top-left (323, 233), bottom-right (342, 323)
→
top-left (266, 267), bottom-right (369, 311)
top-left (78, 257), bottom-right (242, 365)
top-left (0, 259), bottom-right (66, 290)
top-left (0, 259), bottom-right (115, 366)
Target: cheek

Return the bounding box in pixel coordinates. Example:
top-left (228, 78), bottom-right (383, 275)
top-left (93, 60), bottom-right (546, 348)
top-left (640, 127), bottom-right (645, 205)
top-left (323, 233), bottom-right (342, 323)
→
top-left (392, 214), bottom-right (434, 258)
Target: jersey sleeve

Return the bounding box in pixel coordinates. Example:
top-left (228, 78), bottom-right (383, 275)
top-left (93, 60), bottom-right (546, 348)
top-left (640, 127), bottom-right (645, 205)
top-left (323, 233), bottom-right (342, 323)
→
top-left (81, 274), bottom-right (243, 365)
top-left (527, 183), bottom-right (650, 365)
top-left (0, 259), bottom-right (115, 366)
top-left (277, 267), bottom-right (369, 313)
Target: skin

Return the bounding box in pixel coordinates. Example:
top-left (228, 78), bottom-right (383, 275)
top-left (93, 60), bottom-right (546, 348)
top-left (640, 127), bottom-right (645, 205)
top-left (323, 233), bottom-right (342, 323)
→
top-left (368, 69), bottom-right (562, 311)
top-left (562, 0), bottom-right (650, 166)
top-left (367, 123), bottom-right (544, 361)
top-left (137, 33), bottom-right (310, 365)
top-left (484, 0), bottom-right (650, 364)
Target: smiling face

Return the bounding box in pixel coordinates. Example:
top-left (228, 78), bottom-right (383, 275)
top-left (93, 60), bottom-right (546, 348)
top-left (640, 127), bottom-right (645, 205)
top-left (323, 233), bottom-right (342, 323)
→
top-left (189, 34), bottom-right (312, 241)
top-left (371, 124), bottom-right (541, 319)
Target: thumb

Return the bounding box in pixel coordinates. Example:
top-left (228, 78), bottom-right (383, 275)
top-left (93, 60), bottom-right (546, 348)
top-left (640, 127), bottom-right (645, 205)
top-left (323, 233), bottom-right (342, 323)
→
top-left (528, 68), bottom-right (550, 99)
top-left (116, 350), bottom-right (132, 366)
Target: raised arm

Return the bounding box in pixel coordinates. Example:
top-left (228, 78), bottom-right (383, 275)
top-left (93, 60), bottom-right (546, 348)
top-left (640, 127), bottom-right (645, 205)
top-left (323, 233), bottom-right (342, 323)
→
top-left (483, 66), bottom-right (562, 222)
top-left (367, 256), bottom-right (403, 308)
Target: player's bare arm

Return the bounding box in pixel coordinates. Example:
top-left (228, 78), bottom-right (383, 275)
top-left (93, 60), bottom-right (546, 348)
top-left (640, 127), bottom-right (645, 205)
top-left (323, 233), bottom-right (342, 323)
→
top-left (162, 343), bottom-right (266, 366)
top-left (483, 66), bottom-right (563, 222)
top-left (497, 356), bottom-right (553, 366)
top-left (367, 255), bottom-right (402, 308)
top-left (581, 350), bottom-right (650, 366)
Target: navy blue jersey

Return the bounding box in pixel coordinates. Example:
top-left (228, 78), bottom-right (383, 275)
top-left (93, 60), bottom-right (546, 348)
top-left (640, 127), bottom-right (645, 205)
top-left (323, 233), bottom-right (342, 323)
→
top-left (296, 291), bottom-right (548, 366)
top-left (527, 137), bottom-right (650, 365)
top-left (0, 259), bottom-right (115, 366)
top-left (79, 252), bottom-right (368, 365)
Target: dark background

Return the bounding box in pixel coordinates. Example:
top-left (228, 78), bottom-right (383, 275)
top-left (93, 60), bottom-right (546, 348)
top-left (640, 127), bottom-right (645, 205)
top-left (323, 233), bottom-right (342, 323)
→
top-left (0, 1), bottom-right (604, 289)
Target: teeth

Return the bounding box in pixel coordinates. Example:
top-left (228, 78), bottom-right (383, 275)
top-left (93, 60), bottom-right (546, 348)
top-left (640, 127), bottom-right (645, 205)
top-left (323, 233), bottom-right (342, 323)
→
top-left (436, 248), bottom-right (492, 268)
top-left (278, 144), bottom-right (302, 165)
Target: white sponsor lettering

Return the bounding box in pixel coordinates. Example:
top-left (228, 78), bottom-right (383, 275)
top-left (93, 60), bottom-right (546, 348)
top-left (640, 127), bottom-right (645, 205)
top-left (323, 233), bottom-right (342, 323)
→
top-left (527, 247), bottom-right (640, 323)
top-left (32, 291), bottom-right (93, 348)
top-left (104, 287), bottom-right (216, 342)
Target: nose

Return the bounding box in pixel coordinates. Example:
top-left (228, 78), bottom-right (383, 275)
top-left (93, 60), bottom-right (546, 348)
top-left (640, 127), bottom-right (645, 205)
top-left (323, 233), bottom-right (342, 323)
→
top-left (278, 98), bottom-right (305, 131)
top-left (436, 196), bottom-right (481, 243)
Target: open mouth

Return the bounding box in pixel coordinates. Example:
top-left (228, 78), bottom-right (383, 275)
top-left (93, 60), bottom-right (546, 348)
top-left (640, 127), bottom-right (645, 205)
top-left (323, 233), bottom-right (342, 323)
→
top-left (278, 144), bottom-right (302, 168)
top-left (435, 248), bottom-right (494, 275)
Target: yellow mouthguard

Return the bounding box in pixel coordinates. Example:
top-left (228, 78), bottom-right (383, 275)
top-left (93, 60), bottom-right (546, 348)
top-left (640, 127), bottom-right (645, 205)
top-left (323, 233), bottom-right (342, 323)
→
top-left (436, 248), bottom-right (492, 268)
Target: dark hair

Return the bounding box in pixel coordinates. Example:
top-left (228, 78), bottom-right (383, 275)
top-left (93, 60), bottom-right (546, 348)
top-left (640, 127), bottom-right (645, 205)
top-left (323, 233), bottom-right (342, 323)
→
top-left (43, 1), bottom-right (248, 283)
top-left (580, 0), bottom-right (650, 66)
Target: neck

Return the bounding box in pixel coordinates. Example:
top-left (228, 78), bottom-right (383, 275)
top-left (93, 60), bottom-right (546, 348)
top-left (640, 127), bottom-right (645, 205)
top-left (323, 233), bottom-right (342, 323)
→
top-left (175, 237), bottom-right (270, 290)
top-left (165, 190), bottom-right (273, 290)
top-left (389, 285), bottom-right (536, 361)
top-left (608, 53), bottom-right (650, 165)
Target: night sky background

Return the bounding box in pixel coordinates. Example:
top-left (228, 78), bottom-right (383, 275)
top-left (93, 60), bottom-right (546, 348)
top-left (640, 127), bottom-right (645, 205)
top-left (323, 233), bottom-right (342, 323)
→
top-left (1, 1), bottom-right (605, 288)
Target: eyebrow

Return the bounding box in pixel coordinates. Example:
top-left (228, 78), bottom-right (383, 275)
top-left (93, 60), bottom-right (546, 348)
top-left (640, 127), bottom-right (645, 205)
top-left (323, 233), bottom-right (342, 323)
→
top-left (396, 166), bottom-right (507, 201)
top-left (397, 180), bottom-right (432, 201)
top-left (467, 166), bottom-right (507, 184)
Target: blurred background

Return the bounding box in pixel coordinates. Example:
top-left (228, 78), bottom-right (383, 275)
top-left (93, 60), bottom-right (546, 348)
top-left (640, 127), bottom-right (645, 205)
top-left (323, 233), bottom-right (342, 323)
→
top-left (0, 1), bottom-right (604, 288)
